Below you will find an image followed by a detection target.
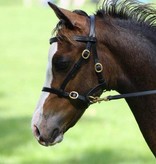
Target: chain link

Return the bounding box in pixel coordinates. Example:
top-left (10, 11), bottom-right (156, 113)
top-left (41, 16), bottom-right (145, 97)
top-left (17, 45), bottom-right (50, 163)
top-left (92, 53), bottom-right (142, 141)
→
top-left (89, 96), bottom-right (109, 104)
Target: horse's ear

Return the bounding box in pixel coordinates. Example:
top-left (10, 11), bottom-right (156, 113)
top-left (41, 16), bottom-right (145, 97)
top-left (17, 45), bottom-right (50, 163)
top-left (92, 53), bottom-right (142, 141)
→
top-left (48, 2), bottom-right (87, 29)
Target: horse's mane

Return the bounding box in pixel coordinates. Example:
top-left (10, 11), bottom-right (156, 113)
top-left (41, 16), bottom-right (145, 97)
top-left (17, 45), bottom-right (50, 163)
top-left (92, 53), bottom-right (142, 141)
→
top-left (53, 0), bottom-right (156, 43)
top-left (96, 0), bottom-right (156, 29)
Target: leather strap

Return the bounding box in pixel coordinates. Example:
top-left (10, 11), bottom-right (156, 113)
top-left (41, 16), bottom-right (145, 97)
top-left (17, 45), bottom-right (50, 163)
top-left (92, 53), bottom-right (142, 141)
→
top-left (49, 37), bottom-right (58, 44)
top-left (60, 50), bottom-right (88, 90)
top-left (73, 36), bottom-right (96, 43)
top-left (42, 87), bottom-right (88, 103)
top-left (107, 90), bottom-right (156, 100)
top-left (89, 15), bottom-right (95, 37)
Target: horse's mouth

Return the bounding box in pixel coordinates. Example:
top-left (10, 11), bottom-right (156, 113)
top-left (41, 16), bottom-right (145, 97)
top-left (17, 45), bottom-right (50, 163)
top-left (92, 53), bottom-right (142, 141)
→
top-left (32, 125), bottom-right (64, 147)
top-left (38, 132), bottom-right (64, 147)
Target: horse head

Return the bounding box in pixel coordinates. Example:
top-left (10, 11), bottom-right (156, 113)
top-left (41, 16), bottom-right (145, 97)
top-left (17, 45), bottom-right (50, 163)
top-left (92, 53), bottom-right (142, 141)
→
top-left (31, 2), bottom-right (110, 146)
top-left (31, 0), bottom-right (156, 158)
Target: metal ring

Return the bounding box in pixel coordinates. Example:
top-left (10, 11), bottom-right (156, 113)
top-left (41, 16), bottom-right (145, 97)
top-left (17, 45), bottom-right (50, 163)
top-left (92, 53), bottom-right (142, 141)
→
top-left (82, 49), bottom-right (90, 59)
top-left (69, 91), bottom-right (79, 99)
top-left (95, 63), bottom-right (103, 73)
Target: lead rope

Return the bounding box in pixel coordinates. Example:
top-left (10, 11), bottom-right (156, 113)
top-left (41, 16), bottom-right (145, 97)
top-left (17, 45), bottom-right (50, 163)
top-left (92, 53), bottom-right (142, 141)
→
top-left (89, 90), bottom-right (156, 103)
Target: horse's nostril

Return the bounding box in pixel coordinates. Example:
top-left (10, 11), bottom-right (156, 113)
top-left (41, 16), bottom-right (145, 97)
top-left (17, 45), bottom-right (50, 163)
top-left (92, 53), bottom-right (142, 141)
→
top-left (39, 136), bottom-right (44, 142)
top-left (51, 128), bottom-right (60, 140)
top-left (33, 125), bottom-right (61, 146)
top-left (34, 125), bottom-right (40, 138)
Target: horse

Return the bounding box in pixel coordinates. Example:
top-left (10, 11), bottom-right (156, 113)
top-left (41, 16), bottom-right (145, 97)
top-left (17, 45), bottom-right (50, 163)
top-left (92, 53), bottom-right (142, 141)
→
top-left (32, 0), bottom-right (156, 156)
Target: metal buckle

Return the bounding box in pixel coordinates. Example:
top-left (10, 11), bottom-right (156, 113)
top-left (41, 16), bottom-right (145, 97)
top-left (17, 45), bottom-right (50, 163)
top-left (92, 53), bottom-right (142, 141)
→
top-left (69, 91), bottom-right (79, 99)
top-left (82, 49), bottom-right (90, 59)
top-left (95, 63), bottom-right (103, 73)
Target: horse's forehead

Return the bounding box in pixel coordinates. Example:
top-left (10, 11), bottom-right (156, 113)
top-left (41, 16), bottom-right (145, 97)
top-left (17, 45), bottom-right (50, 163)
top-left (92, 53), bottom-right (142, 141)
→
top-left (48, 42), bottom-right (58, 61)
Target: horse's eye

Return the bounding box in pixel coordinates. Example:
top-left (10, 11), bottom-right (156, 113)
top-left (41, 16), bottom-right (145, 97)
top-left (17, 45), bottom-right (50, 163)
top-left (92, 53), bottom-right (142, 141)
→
top-left (53, 56), bottom-right (71, 72)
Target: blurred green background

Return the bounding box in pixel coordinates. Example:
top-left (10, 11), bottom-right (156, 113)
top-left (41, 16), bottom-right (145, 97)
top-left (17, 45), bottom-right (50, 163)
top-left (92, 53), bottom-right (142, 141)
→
top-left (0, 0), bottom-right (155, 163)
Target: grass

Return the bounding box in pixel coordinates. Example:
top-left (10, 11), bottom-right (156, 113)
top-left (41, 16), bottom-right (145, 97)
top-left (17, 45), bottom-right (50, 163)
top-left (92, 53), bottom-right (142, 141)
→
top-left (0, 2), bottom-right (155, 164)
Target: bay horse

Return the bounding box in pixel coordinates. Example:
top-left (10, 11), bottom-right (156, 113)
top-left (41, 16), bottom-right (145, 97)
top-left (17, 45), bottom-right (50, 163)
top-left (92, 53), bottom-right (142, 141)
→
top-left (32, 0), bottom-right (156, 157)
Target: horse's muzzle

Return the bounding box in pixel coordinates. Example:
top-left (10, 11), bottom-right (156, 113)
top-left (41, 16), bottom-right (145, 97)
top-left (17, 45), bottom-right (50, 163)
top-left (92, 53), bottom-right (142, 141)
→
top-left (32, 125), bottom-right (64, 146)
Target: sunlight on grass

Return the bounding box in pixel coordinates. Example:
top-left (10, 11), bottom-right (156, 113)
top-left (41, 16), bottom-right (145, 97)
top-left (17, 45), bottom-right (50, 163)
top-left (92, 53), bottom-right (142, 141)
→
top-left (0, 2), bottom-right (155, 164)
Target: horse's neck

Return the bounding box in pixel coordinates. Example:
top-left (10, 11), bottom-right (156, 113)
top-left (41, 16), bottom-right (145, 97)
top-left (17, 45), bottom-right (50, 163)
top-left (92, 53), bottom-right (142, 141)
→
top-left (101, 22), bottom-right (156, 156)
top-left (126, 96), bottom-right (156, 156)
